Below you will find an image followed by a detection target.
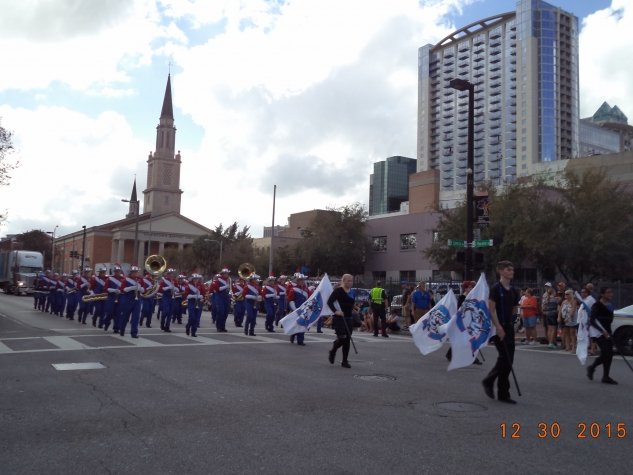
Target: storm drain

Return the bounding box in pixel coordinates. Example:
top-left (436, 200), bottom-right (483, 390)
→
top-left (434, 402), bottom-right (487, 412)
top-left (52, 363), bottom-right (107, 371)
top-left (346, 360), bottom-right (374, 365)
top-left (354, 374), bottom-right (396, 381)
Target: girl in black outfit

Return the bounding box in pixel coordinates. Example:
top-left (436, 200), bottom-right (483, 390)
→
top-left (327, 274), bottom-right (356, 368)
top-left (587, 287), bottom-right (618, 385)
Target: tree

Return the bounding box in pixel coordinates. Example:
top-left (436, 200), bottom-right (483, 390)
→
top-left (424, 168), bottom-right (633, 283)
top-left (293, 203), bottom-right (372, 276)
top-left (1, 118), bottom-right (19, 223)
top-left (188, 223), bottom-right (254, 278)
top-left (16, 230), bottom-right (52, 268)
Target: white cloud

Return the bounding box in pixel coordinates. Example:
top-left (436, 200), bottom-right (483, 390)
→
top-left (579, 0), bottom-right (633, 118)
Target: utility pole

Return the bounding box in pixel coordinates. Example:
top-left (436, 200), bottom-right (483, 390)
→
top-left (268, 185), bottom-right (276, 277)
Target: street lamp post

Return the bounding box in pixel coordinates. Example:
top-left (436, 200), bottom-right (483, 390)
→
top-left (46, 225), bottom-right (58, 271)
top-left (449, 78), bottom-right (475, 280)
top-left (122, 199), bottom-right (140, 265)
top-left (204, 239), bottom-right (223, 273)
top-left (81, 225), bottom-right (86, 271)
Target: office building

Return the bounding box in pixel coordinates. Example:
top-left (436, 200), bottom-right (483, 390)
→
top-left (579, 102), bottom-right (632, 156)
top-left (417, 0), bottom-right (579, 206)
top-left (369, 156), bottom-right (417, 216)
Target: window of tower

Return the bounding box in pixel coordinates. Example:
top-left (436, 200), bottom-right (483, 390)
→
top-left (164, 164), bottom-right (172, 185)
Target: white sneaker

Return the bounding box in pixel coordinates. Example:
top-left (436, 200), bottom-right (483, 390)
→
top-left (522, 340), bottom-right (529, 345)
top-left (529, 341), bottom-right (538, 346)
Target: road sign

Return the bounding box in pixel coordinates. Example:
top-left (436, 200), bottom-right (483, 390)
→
top-left (448, 239), bottom-right (466, 247)
top-left (473, 239), bottom-right (493, 248)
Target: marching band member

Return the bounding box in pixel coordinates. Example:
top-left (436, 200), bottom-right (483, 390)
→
top-left (103, 264), bottom-right (125, 332)
top-left (43, 270), bottom-right (53, 313)
top-left (140, 271), bottom-right (156, 328)
top-left (172, 274), bottom-right (186, 324)
top-left (38, 270), bottom-right (51, 311)
top-left (287, 273), bottom-right (311, 346)
top-left (77, 267), bottom-right (92, 324)
top-left (210, 266), bottom-right (231, 332)
top-left (209, 276), bottom-right (217, 324)
top-left (232, 277), bottom-right (246, 327)
top-left (274, 275), bottom-right (287, 326)
top-left (65, 270), bottom-right (79, 320)
top-left (56, 273), bottom-right (67, 317)
top-left (118, 265), bottom-right (145, 338)
top-left (33, 271), bottom-right (43, 309)
top-left (158, 268), bottom-right (176, 332)
top-left (243, 274), bottom-right (261, 336)
top-left (90, 266), bottom-right (108, 327)
top-left (184, 272), bottom-right (206, 337)
top-left (261, 274), bottom-right (278, 332)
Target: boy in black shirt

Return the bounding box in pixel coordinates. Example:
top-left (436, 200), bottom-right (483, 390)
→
top-left (483, 261), bottom-right (520, 404)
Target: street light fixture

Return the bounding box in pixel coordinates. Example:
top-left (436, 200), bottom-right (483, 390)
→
top-left (449, 78), bottom-right (475, 280)
top-left (122, 199), bottom-right (140, 265)
top-left (204, 239), bottom-right (223, 271)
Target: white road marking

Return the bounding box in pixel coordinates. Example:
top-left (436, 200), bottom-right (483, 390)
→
top-left (0, 341), bottom-right (13, 353)
top-left (43, 336), bottom-right (90, 350)
top-left (168, 333), bottom-right (229, 345)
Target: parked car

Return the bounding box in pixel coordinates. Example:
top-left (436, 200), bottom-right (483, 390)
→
top-left (613, 305), bottom-right (633, 356)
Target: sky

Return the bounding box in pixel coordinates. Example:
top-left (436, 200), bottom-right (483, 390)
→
top-left (0, 0), bottom-right (629, 239)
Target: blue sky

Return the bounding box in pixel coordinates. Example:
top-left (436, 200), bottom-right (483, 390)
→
top-left (0, 0), bottom-right (630, 239)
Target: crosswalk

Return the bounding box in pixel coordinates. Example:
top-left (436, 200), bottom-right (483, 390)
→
top-left (0, 327), bottom-right (411, 355)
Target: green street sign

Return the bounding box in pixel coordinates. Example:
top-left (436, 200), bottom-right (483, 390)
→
top-left (473, 239), bottom-right (494, 248)
top-left (448, 239), bottom-right (466, 247)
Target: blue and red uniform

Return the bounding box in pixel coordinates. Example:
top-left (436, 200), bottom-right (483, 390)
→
top-left (261, 281), bottom-right (277, 332)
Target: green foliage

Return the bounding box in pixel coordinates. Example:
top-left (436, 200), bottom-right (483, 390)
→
top-left (1, 118), bottom-right (19, 223)
top-left (16, 230), bottom-right (52, 268)
top-left (292, 203), bottom-right (371, 276)
top-left (424, 168), bottom-right (633, 282)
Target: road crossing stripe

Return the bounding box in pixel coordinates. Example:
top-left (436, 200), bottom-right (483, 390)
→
top-left (168, 333), bottom-right (229, 345)
top-left (124, 337), bottom-right (166, 347)
top-left (43, 336), bottom-right (90, 350)
top-left (0, 341), bottom-right (13, 353)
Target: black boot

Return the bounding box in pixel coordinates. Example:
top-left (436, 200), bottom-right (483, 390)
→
top-left (328, 349), bottom-right (336, 364)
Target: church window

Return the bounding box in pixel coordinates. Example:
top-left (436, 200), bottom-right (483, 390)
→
top-left (163, 164), bottom-right (172, 185)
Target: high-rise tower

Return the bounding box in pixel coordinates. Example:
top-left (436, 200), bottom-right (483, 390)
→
top-left (143, 74), bottom-right (183, 216)
top-left (417, 0), bottom-right (579, 207)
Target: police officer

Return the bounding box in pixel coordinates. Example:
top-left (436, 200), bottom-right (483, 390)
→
top-left (369, 280), bottom-right (389, 338)
top-left (90, 266), bottom-right (108, 327)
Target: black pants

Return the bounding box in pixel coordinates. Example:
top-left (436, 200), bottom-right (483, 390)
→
top-left (371, 305), bottom-right (386, 336)
top-left (483, 325), bottom-right (515, 399)
top-left (332, 334), bottom-right (351, 363)
top-left (589, 335), bottom-right (613, 378)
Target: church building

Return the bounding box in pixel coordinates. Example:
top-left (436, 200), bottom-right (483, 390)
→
top-left (54, 75), bottom-right (212, 274)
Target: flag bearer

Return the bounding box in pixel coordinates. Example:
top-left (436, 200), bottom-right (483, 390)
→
top-left (287, 273), bottom-right (311, 346)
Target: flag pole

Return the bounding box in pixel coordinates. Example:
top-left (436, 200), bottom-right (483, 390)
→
top-left (611, 335), bottom-right (633, 374)
top-left (339, 314), bottom-right (358, 354)
top-left (502, 339), bottom-right (521, 396)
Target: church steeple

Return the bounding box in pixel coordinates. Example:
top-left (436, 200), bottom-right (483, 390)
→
top-left (160, 74), bottom-right (174, 120)
top-left (126, 179), bottom-right (139, 218)
top-left (142, 73), bottom-right (183, 218)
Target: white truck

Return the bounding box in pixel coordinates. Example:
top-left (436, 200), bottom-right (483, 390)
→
top-left (0, 250), bottom-right (44, 296)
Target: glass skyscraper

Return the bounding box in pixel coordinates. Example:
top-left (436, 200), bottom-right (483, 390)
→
top-left (370, 156), bottom-right (417, 216)
top-left (416, 0), bottom-right (579, 206)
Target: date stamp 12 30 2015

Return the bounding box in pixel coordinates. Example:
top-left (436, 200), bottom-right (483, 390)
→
top-left (500, 423), bottom-right (627, 439)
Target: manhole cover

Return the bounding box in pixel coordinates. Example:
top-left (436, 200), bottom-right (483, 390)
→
top-left (434, 402), bottom-right (487, 412)
top-left (347, 360), bottom-right (373, 365)
top-left (354, 374), bottom-right (396, 381)
top-left (52, 362), bottom-right (107, 371)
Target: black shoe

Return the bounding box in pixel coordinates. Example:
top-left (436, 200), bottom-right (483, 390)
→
top-left (328, 350), bottom-right (335, 364)
top-left (160, 324), bottom-right (165, 331)
top-left (235, 324), bottom-right (243, 327)
top-left (165, 328), bottom-right (171, 332)
top-left (587, 366), bottom-right (595, 381)
top-left (92, 320), bottom-right (96, 327)
top-left (221, 329), bottom-right (228, 332)
top-left (146, 324), bottom-right (151, 328)
top-left (212, 319), bottom-right (216, 324)
top-left (382, 333), bottom-right (389, 338)
top-left (498, 397), bottom-right (517, 404)
top-left (341, 361), bottom-right (351, 368)
top-left (317, 330), bottom-right (323, 333)
top-left (186, 328), bottom-right (190, 336)
top-left (249, 333), bottom-right (256, 336)
top-left (82, 321), bottom-right (86, 324)
top-left (119, 331), bottom-right (124, 336)
top-left (373, 334), bottom-right (378, 337)
top-left (131, 335), bottom-right (139, 339)
top-left (104, 325), bottom-right (109, 331)
top-left (482, 382), bottom-right (494, 399)
top-left (191, 334), bottom-right (197, 338)
top-left (290, 335), bottom-right (295, 344)
top-left (98, 325), bottom-right (103, 329)
top-left (473, 358), bottom-right (482, 365)
top-left (267, 329), bottom-right (275, 333)
top-left (113, 329), bottom-right (119, 334)
top-left (244, 329), bottom-right (248, 335)
top-left (275, 321), bottom-right (279, 326)
top-left (297, 342), bottom-right (306, 346)
top-left (602, 377), bottom-right (618, 385)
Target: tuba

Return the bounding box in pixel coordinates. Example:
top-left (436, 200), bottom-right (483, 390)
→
top-left (238, 263), bottom-right (256, 280)
top-left (141, 255), bottom-right (167, 298)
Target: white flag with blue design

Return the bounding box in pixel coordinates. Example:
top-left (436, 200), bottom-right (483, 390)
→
top-left (410, 290), bottom-right (457, 355)
top-left (280, 274), bottom-right (334, 335)
top-left (575, 291), bottom-right (592, 366)
top-left (440, 274), bottom-right (495, 370)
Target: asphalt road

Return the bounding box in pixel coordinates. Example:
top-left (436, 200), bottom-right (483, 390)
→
top-left (1, 292), bottom-right (631, 475)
